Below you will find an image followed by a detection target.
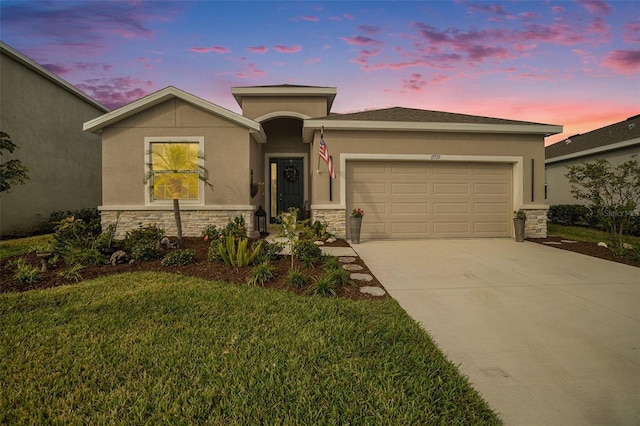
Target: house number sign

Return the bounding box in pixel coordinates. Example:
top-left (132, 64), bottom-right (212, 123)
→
top-left (430, 154), bottom-right (442, 160)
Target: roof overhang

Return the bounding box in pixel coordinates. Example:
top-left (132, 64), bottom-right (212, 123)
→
top-left (545, 136), bottom-right (640, 165)
top-left (1, 41), bottom-right (108, 112)
top-left (232, 86), bottom-right (337, 114)
top-left (83, 86), bottom-right (266, 143)
top-left (302, 119), bottom-right (563, 143)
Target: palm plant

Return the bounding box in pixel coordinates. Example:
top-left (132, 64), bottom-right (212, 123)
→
top-left (144, 143), bottom-right (212, 242)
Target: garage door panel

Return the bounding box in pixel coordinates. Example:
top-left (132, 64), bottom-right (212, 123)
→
top-left (474, 183), bottom-right (510, 195)
top-left (434, 183), bottom-right (470, 195)
top-left (391, 183), bottom-right (428, 194)
top-left (392, 202), bottom-right (429, 214)
top-left (347, 161), bottom-right (512, 239)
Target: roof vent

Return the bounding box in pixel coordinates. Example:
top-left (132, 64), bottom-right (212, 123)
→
top-left (565, 139), bottom-right (572, 144)
top-left (629, 123), bottom-right (636, 129)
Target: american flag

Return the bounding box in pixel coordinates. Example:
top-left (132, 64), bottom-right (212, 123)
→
top-left (319, 130), bottom-right (336, 179)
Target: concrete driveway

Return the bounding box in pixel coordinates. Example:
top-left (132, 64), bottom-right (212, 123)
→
top-left (352, 239), bottom-right (639, 426)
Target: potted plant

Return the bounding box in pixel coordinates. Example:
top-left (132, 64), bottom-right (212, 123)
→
top-left (350, 208), bottom-right (365, 244)
top-left (513, 209), bottom-right (526, 242)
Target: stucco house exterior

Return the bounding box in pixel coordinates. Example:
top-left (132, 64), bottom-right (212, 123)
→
top-left (0, 41), bottom-right (108, 236)
top-left (545, 115), bottom-right (640, 206)
top-left (84, 84), bottom-right (562, 240)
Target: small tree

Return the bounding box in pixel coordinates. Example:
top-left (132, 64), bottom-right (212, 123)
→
top-left (144, 143), bottom-right (212, 242)
top-left (0, 131), bottom-right (29, 193)
top-left (566, 159), bottom-right (640, 248)
top-left (277, 207), bottom-right (299, 268)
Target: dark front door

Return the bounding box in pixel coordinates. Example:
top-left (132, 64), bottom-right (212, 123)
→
top-left (270, 157), bottom-right (304, 222)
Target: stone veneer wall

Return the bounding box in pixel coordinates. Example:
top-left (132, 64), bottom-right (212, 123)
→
top-left (312, 209), bottom-right (346, 239)
top-left (522, 208), bottom-right (548, 239)
top-left (101, 209), bottom-right (255, 239)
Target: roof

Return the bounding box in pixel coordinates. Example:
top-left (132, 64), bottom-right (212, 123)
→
top-left (0, 41), bottom-right (108, 113)
top-left (303, 106), bottom-right (562, 142)
top-left (231, 84), bottom-right (337, 114)
top-left (546, 114), bottom-right (640, 164)
top-left (83, 86), bottom-right (266, 143)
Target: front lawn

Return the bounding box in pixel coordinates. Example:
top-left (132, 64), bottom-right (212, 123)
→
top-left (0, 234), bottom-right (52, 260)
top-left (547, 223), bottom-right (640, 247)
top-left (0, 272), bottom-right (501, 425)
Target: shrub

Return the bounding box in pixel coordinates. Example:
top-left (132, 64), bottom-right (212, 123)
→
top-left (201, 225), bottom-right (221, 242)
top-left (548, 204), bottom-right (592, 226)
top-left (322, 255), bottom-right (342, 271)
top-left (123, 224), bottom-right (165, 252)
top-left (12, 259), bottom-right (41, 284)
top-left (63, 247), bottom-right (106, 266)
top-left (247, 260), bottom-right (276, 286)
top-left (287, 267), bottom-right (309, 288)
top-left (221, 216), bottom-right (248, 239)
top-left (52, 216), bottom-right (100, 254)
top-left (207, 241), bottom-right (221, 262)
top-left (59, 264), bottom-right (84, 282)
top-left (131, 242), bottom-right (163, 261)
top-left (293, 240), bottom-right (322, 262)
top-left (218, 236), bottom-right (263, 268)
top-left (304, 274), bottom-right (337, 297)
top-left (162, 249), bottom-right (196, 267)
top-left (38, 208), bottom-right (100, 234)
top-left (255, 240), bottom-right (284, 262)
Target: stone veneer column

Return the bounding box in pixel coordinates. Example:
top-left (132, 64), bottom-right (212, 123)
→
top-left (100, 209), bottom-right (255, 239)
top-left (522, 207), bottom-right (549, 239)
top-left (311, 209), bottom-right (346, 239)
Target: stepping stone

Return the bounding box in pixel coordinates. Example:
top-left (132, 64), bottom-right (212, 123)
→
top-left (342, 264), bottom-right (363, 271)
top-left (339, 256), bottom-right (357, 263)
top-left (561, 240), bottom-right (578, 244)
top-left (351, 273), bottom-right (373, 282)
top-left (360, 286), bottom-right (386, 297)
top-left (314, 240), bottom-right (325, 246)
top-left (542, 241), bottom-right (562, 245)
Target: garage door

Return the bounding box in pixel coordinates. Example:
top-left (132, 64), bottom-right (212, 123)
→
top-left (347, 161), bottom-right (512, 239)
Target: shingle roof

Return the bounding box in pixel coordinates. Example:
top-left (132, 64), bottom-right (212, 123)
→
top-left (322, 106), bottom-right (548, 126)
top-left (546, 114), bottom-right (640, 160)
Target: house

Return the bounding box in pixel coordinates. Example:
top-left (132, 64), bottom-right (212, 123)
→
top-left (545, 115), bottom-right (640, 206)
top-left (84, 84), bottom-right (562, 240)
top-left (0, 41), bottom-right (108, 236)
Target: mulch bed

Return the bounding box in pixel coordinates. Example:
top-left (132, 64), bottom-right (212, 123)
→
top-left (0, 237), bottom-right (388, 300)
top-left (528, 236), bottom-right (640, 268)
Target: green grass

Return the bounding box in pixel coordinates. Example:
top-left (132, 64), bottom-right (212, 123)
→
top-left (0, 234), bottom-right (53, 259)
top-left (548, 223), bottom-right (640, 246)
top-left (0, 272), bottom-right (500, 425)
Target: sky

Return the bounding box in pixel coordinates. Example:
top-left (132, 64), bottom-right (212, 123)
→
top-left (1, 0), bottom-right (639, 145)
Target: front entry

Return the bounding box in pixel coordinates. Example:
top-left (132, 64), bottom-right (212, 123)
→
top-left (269, 157), bottom-right (304, 222)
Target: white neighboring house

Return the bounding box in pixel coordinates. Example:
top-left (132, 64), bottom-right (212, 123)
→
top-left (545, 114), bottom-right (640, 206)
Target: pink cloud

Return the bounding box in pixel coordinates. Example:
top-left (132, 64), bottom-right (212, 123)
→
top-left (42, 63), bottom-right (71, 75)
top-left (76, 77), bottom-right (154, 109)
top-left (577, 0), bottom-right (612, 15)
top-left (304, 58), bottom-right (321, 65)
top-left (623, 21), bottom-right (640, 43)
top-left (273, 44), bottom-right (302, 53)
top-left (359, 25), bottom-right (382, 35)
top-left (189, 46), bottom-right (230, 54)
top-left (301, 15), bottom-right (319, 22)
top-left (402, 73), bottom-right (427, 92)
top-left (236, 63), bottom-right (266, 79)
top-left (341, 35), bottom-right (383, 46)
top-left (248, 46), bottom-right (268, 54)
top-left (603, 49), bottom-right (640, 74)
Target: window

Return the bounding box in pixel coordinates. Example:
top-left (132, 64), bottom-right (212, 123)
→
top-left (145, 137), bottom-right (204, 204)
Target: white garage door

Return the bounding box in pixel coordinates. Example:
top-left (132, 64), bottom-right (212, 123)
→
top-left (347, 161), bottom-right (512, 239)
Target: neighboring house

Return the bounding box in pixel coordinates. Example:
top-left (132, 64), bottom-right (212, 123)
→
top-left (84, 85), bottom-right (562, 240)
top-left (0, 41), bottom-right (108, 236)
top-left (545, 115), bottom-right (640, 206)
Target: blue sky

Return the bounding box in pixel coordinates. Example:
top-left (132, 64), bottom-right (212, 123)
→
top-left (1, 0), bottom-right (639, 144)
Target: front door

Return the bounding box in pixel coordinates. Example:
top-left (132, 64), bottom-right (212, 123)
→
top-left (270, 157), bottom-right (304, 222)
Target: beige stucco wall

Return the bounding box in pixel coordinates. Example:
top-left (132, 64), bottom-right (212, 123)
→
top-left (545, 145), bottom-right (640, 206)
top-left (311, 129), bottom-right (546, 208)
top-left (0, 51), bottom-right (104, 236)
top-left (101, 98), bottom-right (252, 207)
top-left (239, 96), bottom-right (328, 120)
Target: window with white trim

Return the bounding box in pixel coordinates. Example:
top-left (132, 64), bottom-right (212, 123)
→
top-left (145, 137), bottom-right (205, 204)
